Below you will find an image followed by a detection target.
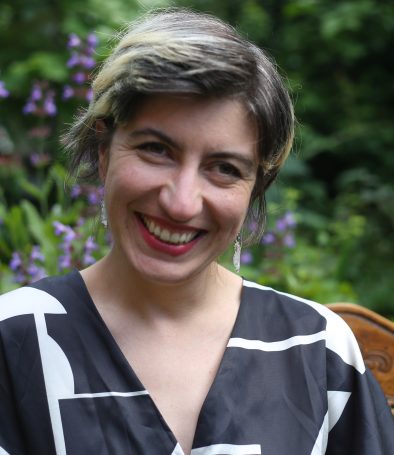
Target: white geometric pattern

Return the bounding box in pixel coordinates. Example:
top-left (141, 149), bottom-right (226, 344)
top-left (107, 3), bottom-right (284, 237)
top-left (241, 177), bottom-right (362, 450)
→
top-left (0, 287), bottom-right (148, 455)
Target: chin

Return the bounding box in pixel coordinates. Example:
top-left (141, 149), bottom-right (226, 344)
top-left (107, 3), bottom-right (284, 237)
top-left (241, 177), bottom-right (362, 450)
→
top-left (132, 256), bottom-right (215, 286)
top-left (110, 241), bottom-right (220, 286)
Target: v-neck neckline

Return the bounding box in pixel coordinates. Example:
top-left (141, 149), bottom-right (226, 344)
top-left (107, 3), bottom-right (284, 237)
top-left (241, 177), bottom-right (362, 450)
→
top-left (73, 269), bottom-right (246, 453)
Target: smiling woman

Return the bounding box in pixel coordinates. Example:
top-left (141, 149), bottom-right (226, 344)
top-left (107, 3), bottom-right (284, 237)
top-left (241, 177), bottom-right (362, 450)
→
top-left (96, 94), bottom-right (258, 284)
top-left (0, 8), bottom-right (393, 455)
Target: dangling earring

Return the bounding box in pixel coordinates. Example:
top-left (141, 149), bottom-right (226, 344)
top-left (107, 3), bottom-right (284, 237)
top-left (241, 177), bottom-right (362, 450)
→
top-left (100, 199), bottom-right (107, 228)
top-left (233, 233), bottom-right (242, 274)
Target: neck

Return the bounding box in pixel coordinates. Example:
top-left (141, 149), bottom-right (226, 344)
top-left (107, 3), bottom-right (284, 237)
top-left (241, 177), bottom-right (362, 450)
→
top-left (81, 251), bottom-right (239, 322)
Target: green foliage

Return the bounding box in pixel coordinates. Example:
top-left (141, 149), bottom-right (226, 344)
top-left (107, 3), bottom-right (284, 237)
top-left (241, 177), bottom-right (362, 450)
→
top-left (0, 164), bottom-right (110, 294)
top-left (222, 186), bottom-right (362, 305)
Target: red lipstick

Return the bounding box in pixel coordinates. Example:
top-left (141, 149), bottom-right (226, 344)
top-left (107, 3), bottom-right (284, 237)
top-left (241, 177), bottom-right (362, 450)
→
top-left (136, 214), bottom-right (204, 257)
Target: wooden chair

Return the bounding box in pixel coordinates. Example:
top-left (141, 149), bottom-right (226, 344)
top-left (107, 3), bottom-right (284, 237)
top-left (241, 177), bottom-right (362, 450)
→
top-left (328, 303), bottom-right (394, 415)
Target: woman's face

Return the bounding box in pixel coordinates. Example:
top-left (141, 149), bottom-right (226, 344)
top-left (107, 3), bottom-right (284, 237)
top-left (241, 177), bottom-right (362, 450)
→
top-left (99, 94), bottom-right (258, 284)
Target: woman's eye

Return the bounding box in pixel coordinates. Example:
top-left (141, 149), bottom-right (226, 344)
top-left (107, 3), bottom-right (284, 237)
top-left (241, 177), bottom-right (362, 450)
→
top-left (137, 142), bottom-right (168, 156)
top-left (215, 162), bottom-right (242, 178)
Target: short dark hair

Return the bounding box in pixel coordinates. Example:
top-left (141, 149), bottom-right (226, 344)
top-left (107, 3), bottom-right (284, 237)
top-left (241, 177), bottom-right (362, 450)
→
top-left (62, 8), bottom-right (294, 244)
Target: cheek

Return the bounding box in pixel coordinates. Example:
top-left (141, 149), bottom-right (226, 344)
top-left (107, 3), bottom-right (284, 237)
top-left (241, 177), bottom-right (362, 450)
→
top-left (216, 189), bottom-right (251, 228)
top-left (106, 160), bottom-right (140, 189)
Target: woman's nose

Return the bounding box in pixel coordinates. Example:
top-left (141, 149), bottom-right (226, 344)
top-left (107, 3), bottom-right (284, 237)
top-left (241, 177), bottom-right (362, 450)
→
top-left (158, 167), bottom-right (203, 222)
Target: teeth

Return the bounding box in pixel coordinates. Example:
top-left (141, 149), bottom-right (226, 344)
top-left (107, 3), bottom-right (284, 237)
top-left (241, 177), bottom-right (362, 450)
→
top-left (141, 215), bottom-right (199, 245)
top-left (170, 233), bottom-right (180, 243)
top-left (161, 229), bottom-right (170, 242)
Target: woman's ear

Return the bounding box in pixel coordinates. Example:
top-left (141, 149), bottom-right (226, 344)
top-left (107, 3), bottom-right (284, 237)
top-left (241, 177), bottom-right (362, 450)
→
top-left (96, 120), bottom-right (109, 182)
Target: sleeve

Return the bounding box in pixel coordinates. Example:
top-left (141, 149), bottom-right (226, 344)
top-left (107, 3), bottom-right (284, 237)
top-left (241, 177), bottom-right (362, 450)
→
top-left (324, 313), bottom-right (394, 454)
top-left (0, 334), bottom-right (28, 455)
top-left (326, 367), bottom-right (394, 454)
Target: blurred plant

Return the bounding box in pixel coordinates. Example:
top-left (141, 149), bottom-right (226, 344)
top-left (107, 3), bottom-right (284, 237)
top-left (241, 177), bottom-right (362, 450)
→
top-left (0, 30), bottom-right (106, 293)
top-left (23, 81), bottom-right (57, 117)
top-left (0, 184), bottom-right (110, 293)
top-left (52, 220), bottom-right (101, 271)
top-left (70, 184), bottom-right (104, 206)
top-left (63, 32), bottom-right (98, 102)
top-left (221, 187), bottom-right (363, 307)
top-left (9, 246), bottom-right (47, 285)
top-left (0, 81), bottom-right (10, 98)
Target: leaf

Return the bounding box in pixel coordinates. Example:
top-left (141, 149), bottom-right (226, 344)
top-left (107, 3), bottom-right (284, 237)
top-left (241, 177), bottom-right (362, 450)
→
top-left (50, 163), bottom-right (68, 207)
top-left (3, 205), bottom-right (30, 251)
top-left (20, 200), bottom-right (58, 272)
top-left (19, 179), bottom-right (44, 203)
top-left (7, 52), bottom-right (68, 84)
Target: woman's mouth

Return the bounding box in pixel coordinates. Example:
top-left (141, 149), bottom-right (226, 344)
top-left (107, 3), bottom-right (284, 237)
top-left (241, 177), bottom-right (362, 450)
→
top-left (137, 213), bottom-right (205, 256)
top-left (140, 214), bottom-right (200, 245)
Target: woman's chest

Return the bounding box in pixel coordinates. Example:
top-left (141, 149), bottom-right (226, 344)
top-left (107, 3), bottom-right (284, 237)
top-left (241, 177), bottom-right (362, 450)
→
top-left (9, 314), bottom-right (329, 455)
top-left (118, 330), bottom-right (230, 454)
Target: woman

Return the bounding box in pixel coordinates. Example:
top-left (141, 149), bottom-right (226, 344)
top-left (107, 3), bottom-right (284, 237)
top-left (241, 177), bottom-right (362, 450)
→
top-left (0, 9), bottom-right (392, 455)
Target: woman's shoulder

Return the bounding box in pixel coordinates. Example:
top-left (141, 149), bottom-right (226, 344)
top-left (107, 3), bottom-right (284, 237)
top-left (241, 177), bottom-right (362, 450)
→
top-left (0, 270), bottom-right (83, 321)
top-left (242, 278), bottom-right (349, 325)
top-left (241, 279), bottom-right (365, 373)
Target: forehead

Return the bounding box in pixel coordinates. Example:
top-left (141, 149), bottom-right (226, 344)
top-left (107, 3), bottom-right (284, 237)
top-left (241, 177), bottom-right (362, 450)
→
top-left (119, 94), bottom-right (258, 153)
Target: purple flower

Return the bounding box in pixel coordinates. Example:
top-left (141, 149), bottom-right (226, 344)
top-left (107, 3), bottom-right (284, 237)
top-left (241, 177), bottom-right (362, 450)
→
top-left (83, 253), bottom-right (96, 266)
top-left (72, 72), bottom-right (86, 84)
top-left (27, 263), bottom-right (40, 277)
top-left (59, 254), bottom-right (72, 270)
top-left (86, 33), bottom-right (98, 48)
top-left (80, 56), bottom-right (96, 69)
top-left (68, 33), bottom-right (81, 48)
top-left (9, 252), bottom-right (23, 271)
top-left (53, 221), bottom-right (68, 236)
top-left (261, 232), bottom-right (276, 245)
top-left (30, 245), bottom-right (45, 262)
top-left (63, 85), bottom-right (75, 100)
top-left (276, 217), bottom-right (287, 232)
top-left (70, 184), bottom-right (81, 198)
top-left (240, 250), bottom-right (253, 265)
top-left (283, 211), bottom-right (297, 228)
top-left (276, 211), bottom-right (297, 232)
top-left (43, 92), bottom-right (57, 116)
top-left (31, 84), bottom-right (42, 101)
top-left (283, 233), bottom-right (296, 248)
top-left (87, 188), bottom-right (101, 205)
top-left (83, 237), bottom-right (97, 266)
top-left (29, 267), bottom-right (47, 282)
top-left (23, 101), bottom-right (36, 114)
top-left (67, 53), bottom-right (80, 68)
top-left (0, 81), bottom-right (9, 98)
top-left (30, 152), bottom-right (41, 166)
top-left (63, 226), bottom-right (77, 243)
top-left (29, 152), bottom-right (50, 167)
top-left (58, 241), bottom-right (73, 270)
top-left (14, 271), bottom-right (27, 284)
top-left (84, 236), bottom-right (98, 253)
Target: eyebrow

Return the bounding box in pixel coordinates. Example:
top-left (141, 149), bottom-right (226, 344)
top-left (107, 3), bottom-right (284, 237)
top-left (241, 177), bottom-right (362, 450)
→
top-left (128, 127), bottom-right (257, 172)
top-left (128, 128), bottom-right (179, 149)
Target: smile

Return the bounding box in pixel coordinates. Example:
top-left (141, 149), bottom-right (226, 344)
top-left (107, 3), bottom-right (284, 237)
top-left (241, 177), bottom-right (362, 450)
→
top-left (139, 214), bottom-right (201, 245)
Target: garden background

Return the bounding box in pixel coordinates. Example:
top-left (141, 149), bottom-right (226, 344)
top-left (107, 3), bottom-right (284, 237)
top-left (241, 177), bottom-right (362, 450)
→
top-left (0, 0), bottom-right (393, 317)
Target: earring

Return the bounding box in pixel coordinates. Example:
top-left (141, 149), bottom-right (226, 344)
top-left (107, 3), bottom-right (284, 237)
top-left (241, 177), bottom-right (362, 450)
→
top-left (233, 233), bottom-right (242, 273)
top-left (100, 200), bottom-right (107, 228)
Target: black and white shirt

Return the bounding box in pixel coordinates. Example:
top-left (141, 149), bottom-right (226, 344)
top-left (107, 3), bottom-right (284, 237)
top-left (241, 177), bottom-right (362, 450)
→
top-left (0, 270), bottom-right (393, 454)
